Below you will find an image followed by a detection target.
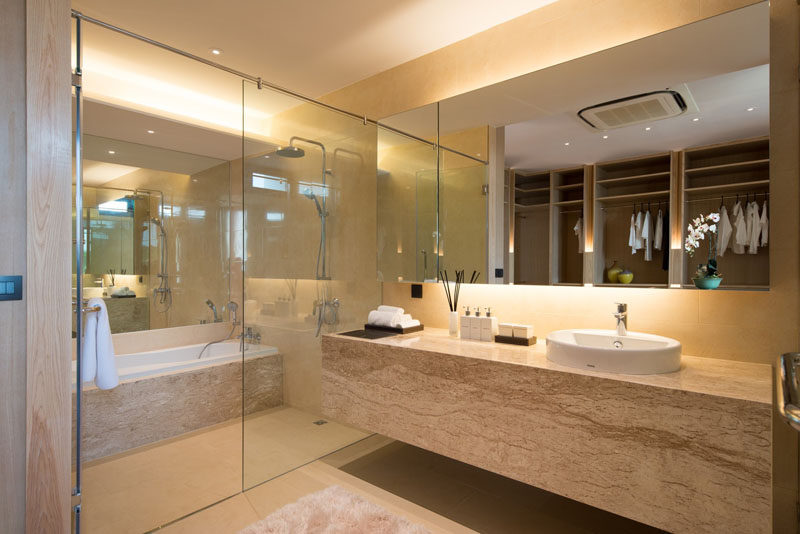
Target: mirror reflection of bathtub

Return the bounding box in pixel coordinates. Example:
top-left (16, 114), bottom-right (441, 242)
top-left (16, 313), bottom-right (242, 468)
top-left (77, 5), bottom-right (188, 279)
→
top-left (72, 339), bottom-right (282, 462)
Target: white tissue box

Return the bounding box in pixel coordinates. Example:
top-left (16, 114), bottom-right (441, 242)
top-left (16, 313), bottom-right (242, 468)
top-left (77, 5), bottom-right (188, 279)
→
top-left (513, 324), bottom-right (534, 339)
top-left (498, 323), bottom-right (515, 337)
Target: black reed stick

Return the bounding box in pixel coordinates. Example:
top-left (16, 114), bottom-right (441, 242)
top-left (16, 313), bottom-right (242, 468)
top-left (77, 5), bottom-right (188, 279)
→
top-left (440, 270), bottom-right (453, 311)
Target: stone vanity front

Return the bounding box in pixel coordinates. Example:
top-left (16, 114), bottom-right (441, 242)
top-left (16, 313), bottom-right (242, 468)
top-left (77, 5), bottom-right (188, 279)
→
top-left (321, 329), bottom-right (772, 534)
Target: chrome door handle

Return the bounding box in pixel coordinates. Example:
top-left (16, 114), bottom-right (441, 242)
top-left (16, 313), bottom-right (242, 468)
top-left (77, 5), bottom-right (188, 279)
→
top-left (777, 353), bottom-right (800, 432)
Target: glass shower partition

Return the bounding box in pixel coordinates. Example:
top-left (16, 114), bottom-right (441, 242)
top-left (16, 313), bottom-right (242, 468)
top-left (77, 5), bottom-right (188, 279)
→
top-left (241, 80), bottom-right (379, 489)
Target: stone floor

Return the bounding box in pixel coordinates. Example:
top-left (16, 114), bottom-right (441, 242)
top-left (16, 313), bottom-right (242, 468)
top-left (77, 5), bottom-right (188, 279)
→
top-left (79, 406), bottom-right (368, 533)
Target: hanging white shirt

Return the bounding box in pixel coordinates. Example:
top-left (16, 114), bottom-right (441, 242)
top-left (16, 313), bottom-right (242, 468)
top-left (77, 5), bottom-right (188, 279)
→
top-left (732, 201), bottom-right (747, 254)
top-left (573, 217), bottom-right (585, 254)
top-left (747, 201), bottom-right (760, 254)
top-left (642, 210), bottom-right (654, 261)
top-left (717, 205), bottom-right (733, 257)
top-left (760, 201), bottom-right (769, 246)
top-left (634, 211), bottom-right (644, 251)
top-left (653, 209), bottom-right (663, 251)
top-left (628, 213), bottom-right (637, 254)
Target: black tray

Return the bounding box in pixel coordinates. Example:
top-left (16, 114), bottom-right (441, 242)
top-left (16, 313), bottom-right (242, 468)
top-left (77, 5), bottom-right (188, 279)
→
top-left (365, 323), bottom-right (424, 334)
top-left (495, 335), bottom-right (536, 346)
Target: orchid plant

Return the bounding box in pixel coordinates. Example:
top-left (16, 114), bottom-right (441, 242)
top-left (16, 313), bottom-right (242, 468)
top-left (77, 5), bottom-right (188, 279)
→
top-left (685, 212), bottom-right (722, 279)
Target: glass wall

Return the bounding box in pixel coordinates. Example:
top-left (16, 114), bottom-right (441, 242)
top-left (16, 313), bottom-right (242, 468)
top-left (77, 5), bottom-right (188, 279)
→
top-left (73, 20), bottom-right (244, 533)
top-left (242, 81), bottom-right (378, 489)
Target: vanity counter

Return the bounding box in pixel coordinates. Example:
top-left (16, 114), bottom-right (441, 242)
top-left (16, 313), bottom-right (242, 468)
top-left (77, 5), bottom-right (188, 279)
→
top-left (322, 328), bottom-right (772, 534)
top-left (328, 328), bottom-right (772, 404)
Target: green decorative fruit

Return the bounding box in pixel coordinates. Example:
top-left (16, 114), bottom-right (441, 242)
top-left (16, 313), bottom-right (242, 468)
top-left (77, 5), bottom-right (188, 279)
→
top-left (607, 260), bottom-right (622, 283)
top-left (618, 270), bottom-right (634, 284)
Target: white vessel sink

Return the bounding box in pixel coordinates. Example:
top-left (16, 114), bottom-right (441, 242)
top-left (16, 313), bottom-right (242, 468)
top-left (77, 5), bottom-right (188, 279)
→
top-left (546, 329), bottom-right (681, 375)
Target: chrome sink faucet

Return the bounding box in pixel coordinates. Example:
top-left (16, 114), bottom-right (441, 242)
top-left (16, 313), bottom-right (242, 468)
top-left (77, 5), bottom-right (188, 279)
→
top-left (614, 302), bottom-right (628, 336)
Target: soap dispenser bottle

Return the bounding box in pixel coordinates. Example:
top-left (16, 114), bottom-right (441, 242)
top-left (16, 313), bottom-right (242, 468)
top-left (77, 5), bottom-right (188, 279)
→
top-left (471, 307), bottom-right (482, 340)
top-left (460, 306), bottom-right (471, 339)
top-left (481, 307), bottom-right (498, 341)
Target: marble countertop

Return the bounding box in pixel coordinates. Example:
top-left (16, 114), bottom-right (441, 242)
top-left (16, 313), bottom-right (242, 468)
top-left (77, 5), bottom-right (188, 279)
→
top-left (327, 328), bottom-right (772, 405)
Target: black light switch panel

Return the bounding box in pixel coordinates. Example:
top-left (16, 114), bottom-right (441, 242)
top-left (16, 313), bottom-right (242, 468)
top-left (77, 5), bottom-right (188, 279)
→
top-left (411, 284), bottom-right (423, 298)
top-left (494, 268), bottom-right (504, 279)
top-left (0, 276), bottom-right (23, 301)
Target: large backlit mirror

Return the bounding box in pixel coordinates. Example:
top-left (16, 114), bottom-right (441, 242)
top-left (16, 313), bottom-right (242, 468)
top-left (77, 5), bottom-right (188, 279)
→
top-left (380, 2), bottom-right (769, 290)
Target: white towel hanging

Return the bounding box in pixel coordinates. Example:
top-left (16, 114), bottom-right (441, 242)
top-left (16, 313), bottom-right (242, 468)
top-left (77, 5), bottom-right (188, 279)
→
top-left (642, 210), bottom-right (653, 261)
top-left (732, 201), bottom-right (746, 254)
top-left (634, 211), bottom-right (644, 251)
top-left (747, 201), bottom-right (760, 254)
top-left (628, 213), bottom-right (637, 254)
top-left (81, 298), bottom-right (118, 390)
top-left (717, 205), bottom-right (733, 257)
top-left (573, 217), bottom-right (585, 254)
top-left (654, 209), bottom-right (663, 251)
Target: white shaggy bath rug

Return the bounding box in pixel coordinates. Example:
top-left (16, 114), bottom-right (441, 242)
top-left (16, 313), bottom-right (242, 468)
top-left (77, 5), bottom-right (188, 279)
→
top-left (238, 485), bottom-right (431, 534)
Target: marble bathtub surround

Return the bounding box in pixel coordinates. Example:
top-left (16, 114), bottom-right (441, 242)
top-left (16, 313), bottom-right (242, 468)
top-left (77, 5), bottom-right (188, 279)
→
top-left (322, 329), bottom-right (772, 533)
top-left (76, 352), bottom-right (283, 462)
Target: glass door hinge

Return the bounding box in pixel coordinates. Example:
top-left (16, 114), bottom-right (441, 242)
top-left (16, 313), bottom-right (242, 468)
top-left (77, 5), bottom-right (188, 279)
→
top-left (72, 73), bottom-right (82, 88)
top-left (71, 489), bottom-right (81, 508)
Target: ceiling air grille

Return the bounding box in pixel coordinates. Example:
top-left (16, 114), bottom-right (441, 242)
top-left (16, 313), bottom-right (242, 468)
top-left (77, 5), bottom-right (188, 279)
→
top-left (578, 90), bottom-right (687, 131)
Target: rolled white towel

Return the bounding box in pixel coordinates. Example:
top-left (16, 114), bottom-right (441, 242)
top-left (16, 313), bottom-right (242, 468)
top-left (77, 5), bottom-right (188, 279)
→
top-left (368, 310), bottom-right (402, 327)
top-left (377, 305), bottom-right (405, 314)
top-left (396, 319), bottom-right (420, 329)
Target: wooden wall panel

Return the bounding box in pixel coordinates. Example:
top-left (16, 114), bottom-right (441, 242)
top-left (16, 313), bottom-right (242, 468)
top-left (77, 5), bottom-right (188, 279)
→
top-left (1, 0), bottom-right (28, 532)
top-left (25, 0), bottom-right (72, 532)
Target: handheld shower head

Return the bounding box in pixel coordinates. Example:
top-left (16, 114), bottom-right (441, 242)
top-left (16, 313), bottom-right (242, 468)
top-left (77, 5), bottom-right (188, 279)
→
top-left (302, 189), bottom-right (324, 217)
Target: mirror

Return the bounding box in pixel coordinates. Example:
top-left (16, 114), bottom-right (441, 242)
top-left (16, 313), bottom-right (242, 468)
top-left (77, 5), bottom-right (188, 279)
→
top-left (379, 2), bottom-right (770, 290)
top-left (377, 105), bottom-right (489, 284)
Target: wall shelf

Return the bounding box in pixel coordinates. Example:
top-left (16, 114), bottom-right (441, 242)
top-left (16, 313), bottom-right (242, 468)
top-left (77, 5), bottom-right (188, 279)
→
top-left (684, 158), bottom-right (769, 177)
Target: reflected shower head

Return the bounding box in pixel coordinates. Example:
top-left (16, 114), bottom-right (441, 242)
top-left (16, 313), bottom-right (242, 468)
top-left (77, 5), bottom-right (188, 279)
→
top-left (275, 145), bottom-right (305, 158)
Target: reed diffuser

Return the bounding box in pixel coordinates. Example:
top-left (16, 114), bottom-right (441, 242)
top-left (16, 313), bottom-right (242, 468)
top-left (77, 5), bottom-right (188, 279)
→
top-left (440, 270), bottom-right (465, 337)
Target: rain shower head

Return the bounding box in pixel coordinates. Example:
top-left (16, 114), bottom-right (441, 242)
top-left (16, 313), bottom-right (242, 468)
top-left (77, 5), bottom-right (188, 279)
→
top-left (275, 145), bottom-right (305, 158)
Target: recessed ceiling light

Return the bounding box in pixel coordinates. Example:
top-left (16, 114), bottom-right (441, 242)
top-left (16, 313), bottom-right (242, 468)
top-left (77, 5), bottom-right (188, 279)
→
top-left (564, 142), bottom-right (570, 146)
top-left (746, 106), bottom-right (755, 112)
top-left (645, 127), bottom-right (651, 131)
top-left (147, 129), bottom-right (155, 134)
top-left (264, 155), bottom-right (270, 159)
top-left (602, 135), bottom-right (608, 139)
top-left (211, 48), bottom-right (222, 55)
top-left (107, 150), bottom-right (116, 154)
top-left (692, 118), bottom-right (700, 122)
top-left (192, 178), bottom-right (198, 183)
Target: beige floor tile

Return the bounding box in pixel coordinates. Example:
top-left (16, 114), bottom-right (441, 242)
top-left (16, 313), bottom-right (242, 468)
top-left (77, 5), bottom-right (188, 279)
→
top-left (80, 406), bottom-right (368, 533)
top-left (158, 494), bottom-right (260, 534)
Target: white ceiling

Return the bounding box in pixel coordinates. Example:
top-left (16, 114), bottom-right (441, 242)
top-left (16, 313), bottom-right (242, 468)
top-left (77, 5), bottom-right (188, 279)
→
top-left (383, 2), bottom-right (769, 168)
top-left (71, 0), bottom-right (557, 98)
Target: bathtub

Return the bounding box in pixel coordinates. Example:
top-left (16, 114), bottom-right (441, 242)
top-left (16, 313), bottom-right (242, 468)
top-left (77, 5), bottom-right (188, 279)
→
top-left (73, 339), bottom-right (277, 385)
top-left (73, 339), bottom-right (284, 462)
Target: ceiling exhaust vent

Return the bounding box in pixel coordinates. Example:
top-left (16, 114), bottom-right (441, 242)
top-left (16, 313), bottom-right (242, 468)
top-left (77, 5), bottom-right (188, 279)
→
top-left (578, 90), bottom-right (688, 131)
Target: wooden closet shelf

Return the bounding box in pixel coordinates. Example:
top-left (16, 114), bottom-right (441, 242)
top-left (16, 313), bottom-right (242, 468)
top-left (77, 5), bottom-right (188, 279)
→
top-left (552, 199), bottom-right (584, 207)
top-left (515, 186), bottom-right (550, 193)
top-left (684, 158), bottom-right (769, 176)
top-left (595, 171), bottom-right (671, 185)
top-left (556, 183), bottom-right (584, 191)
top-left (596, 190), bottom-right (670, 203)
top-left (683, 180), bottom-right (770, 195)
